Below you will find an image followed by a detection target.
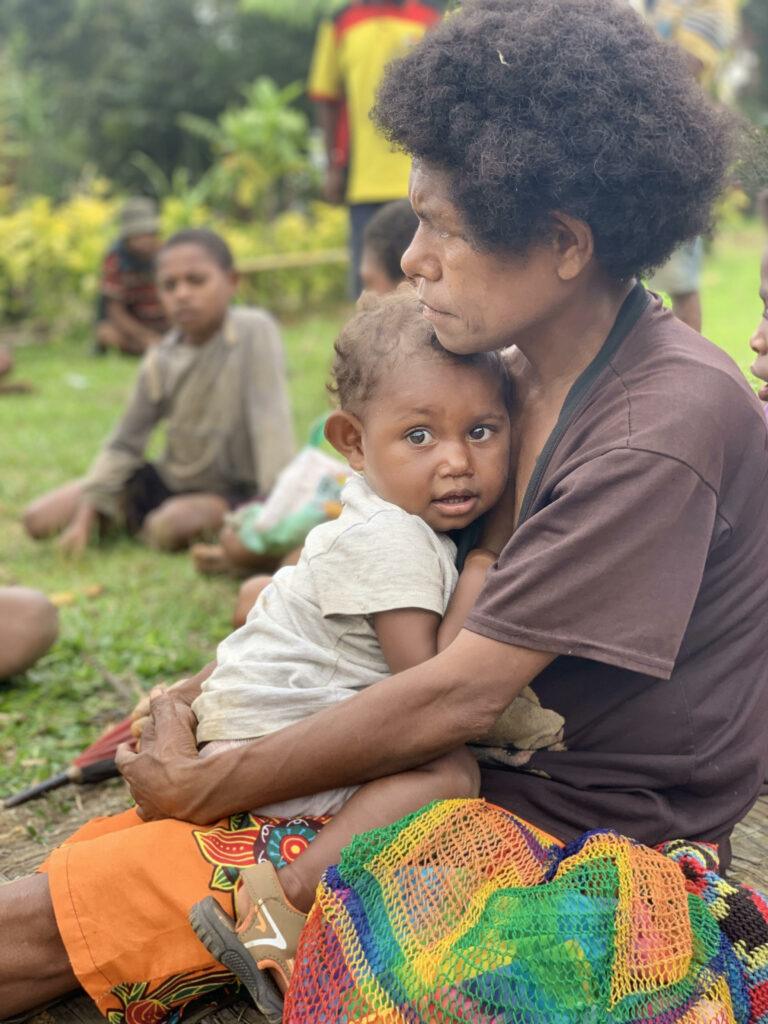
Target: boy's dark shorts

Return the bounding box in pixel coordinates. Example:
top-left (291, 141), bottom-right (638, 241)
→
top-left (121, 464), bottom-right (252, 535)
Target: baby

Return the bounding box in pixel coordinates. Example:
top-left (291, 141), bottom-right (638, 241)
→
top-left (188, 290), bottom-right (512, 1016)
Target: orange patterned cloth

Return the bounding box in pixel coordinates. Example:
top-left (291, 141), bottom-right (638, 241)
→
top-left (40, 806), bottom-right (327, 1022)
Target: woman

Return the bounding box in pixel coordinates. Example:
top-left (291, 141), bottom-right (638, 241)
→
top-left (3, 1), bottom-right (767, 1019)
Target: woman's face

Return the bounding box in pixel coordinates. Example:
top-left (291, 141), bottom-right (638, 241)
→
top-left (749, 249), bottom-right (768, 399)
top-left (401, 163), bottom-right (565, 355)
top-left (156, 244), bottom-right (237, 343)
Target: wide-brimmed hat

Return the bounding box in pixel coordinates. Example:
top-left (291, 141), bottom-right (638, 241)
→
top-left (119, 196), bottom-right (160, 238)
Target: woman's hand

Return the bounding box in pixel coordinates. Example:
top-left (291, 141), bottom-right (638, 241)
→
top-left (116, 688), bottom-right (206, 822)
top-left (130, 678), bottom-right (192, 742)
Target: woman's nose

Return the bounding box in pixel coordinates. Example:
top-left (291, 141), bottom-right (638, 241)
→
top-left (401, 225), bottom-right (440, 283)
top-left (750, 321), bottom-right (768, 355)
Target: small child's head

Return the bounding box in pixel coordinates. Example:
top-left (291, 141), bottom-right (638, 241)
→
top-left (749, 243), bottom-right (768, 400)
top-left (326, 290), bottom-right (512, 532)
top-left (360, 200), bottom-right (419, 295)
top-left (156, 229), bottom-right (238, 344)
top-left (120, 197), bottom-right (161, 259)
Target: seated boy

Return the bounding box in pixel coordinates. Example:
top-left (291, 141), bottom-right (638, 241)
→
top-left (359, 198), bottom-right (419, 295)
top-left (94, 197), bottom-right (168, 356)
top-left (185, 290), bottom-right (513, 1016)
top-left (24, 229), bottom-right (295, 555)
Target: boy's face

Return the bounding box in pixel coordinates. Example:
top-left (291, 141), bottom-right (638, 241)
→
top-left (360, 247), bottom-right (398, 296)
top-left (403, 163), bottom-right (565, 356)
top-left (749, 249), bottom-right (768, 400)
top-left (125, 232), bottom-right (160, 259)
top-left (353, 356), bottom-right (511, 532)
top-left (156, 244), bottom-right (237, 343)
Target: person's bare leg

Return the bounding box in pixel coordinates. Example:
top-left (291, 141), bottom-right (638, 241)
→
top-left (0, 875), bottom-right (78, 1015)
top-left (22, 480), bottom-right (83, 540)
top-left (251, 748), bottom-right (480, 915)
top-left (670, 290), bottom-right (702, 333)
top-left (0, 588), bottom-right (59, 679)
top-left (142, 493), bottom-right (229, 552)
top-left (232, 575), bottom-right (272, 627)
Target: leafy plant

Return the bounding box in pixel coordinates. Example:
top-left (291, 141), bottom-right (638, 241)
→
top-left (179, 77), bottom-right (316, 217)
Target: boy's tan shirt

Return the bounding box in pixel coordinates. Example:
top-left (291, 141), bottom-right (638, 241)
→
top-left (82, 307), bottom-right (295, 518)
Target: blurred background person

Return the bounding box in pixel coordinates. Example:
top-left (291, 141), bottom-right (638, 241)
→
top-left (94, 197), bottom-right (168, 356)
top-left (642, 0), bottom-right (742, 331)
top-left (0, 587), bottom-right (58, 679)
top-left (308, 0), bottom-right (441, 297)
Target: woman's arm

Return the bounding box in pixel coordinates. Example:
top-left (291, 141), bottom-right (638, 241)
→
top-left (115, 629), bottom-right (554, 823)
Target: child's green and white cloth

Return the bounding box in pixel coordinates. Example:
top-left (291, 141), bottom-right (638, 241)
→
top-left (226, 446), bottom-right (350, 557)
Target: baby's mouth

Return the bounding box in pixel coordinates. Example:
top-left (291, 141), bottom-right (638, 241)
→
top-left (431, 491), bottom-right (478, 516)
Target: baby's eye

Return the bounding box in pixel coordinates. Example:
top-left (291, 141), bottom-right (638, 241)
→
top-left (468, 425), bottom-right (493, 441)
top-left (406, 428), bottom-right (433, 446)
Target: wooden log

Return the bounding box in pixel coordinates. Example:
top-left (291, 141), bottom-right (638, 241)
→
top-left (237, 248), bottom-right (348, 275)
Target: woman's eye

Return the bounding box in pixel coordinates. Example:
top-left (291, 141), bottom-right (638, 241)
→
top-left (406, 429), bottom-right (432, 446)
top-left (468, 425), bottom-right (493, 441)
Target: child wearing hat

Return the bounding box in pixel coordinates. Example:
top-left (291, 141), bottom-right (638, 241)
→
top-left (94, 196), bottom-right (168, 356)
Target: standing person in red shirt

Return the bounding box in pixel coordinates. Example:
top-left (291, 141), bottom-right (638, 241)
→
top-left (308, 0), bottom-right (441, 296)
top-left (94, 197), bottom-right (168, 356)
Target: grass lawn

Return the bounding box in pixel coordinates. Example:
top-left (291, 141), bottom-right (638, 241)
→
top-left (0, 221), bottom-right (764, 801)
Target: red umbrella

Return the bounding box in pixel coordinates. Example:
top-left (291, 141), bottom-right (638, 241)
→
top-left (3, 715), bottom-right (135, 808)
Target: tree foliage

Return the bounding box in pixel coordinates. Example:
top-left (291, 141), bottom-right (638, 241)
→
top-left (0, 0), bottom-right (316, 198)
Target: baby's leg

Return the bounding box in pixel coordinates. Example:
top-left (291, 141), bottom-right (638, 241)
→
top-left (276, 747), bottom-right (480, 914)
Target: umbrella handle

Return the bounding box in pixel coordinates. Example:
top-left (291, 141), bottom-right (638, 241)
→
top-left (3, 770), bottom-right (72, 809)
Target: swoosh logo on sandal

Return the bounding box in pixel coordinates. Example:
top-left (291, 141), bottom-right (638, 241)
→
top-left (242, 902), bottom-right (288, 952)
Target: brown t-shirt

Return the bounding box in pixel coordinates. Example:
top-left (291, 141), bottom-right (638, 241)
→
top-left (470, 284), bottom-right (768, 866)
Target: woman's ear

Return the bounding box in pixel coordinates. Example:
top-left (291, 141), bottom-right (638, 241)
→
top-left (550, 212), bottom-right (594, 281)
top-left (324, 410), bottom-right (365, 471)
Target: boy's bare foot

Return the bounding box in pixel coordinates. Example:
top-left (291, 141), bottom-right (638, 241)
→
top-left (191, 543), bottom-right (232, 576)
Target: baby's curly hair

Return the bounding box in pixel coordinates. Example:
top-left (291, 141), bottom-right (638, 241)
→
top-left (373, 0), bottom-right (736, 281)
top-left (329, 289), bottom-right (509, 414)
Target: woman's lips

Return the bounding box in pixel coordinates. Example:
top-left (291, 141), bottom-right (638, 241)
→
top-left (420, 300), bottom-right (452, 322)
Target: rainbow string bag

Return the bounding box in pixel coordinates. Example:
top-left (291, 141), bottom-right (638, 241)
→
top-left (285, 799), bottom-right (768, 1023)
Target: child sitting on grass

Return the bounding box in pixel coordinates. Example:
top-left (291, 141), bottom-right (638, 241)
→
top-left (186, 289), bottom-right (512, 1017)
top-left (23, 229), bottom-right (294, 556)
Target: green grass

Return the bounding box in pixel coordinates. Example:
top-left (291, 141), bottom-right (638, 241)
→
top-left (0, 222), bottom-right (764, 798)
top-left (0, 307), bottom-right (350, 795)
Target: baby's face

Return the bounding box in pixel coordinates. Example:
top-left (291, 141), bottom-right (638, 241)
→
top-left (357, 356), bottom-right (511, 532)
top-left (749, 249), bottom-right (768, 399)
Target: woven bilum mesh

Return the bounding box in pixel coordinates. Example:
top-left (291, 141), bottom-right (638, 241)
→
top-left (285, 799), bottom-right (745, 1023)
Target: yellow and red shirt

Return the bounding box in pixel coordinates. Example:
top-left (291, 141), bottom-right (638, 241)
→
top-left (308, 2), bottom-right (441, 205)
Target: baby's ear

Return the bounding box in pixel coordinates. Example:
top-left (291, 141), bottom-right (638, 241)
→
top-left (324, 410), bottom-right (365, 471)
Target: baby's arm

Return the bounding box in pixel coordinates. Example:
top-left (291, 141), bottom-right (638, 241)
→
top-left (372, 548), bottom-right (497, 673)
top-left (372, 608), bottom-right (442, 674)
top-left (437, 548), bottom-right (497, 651)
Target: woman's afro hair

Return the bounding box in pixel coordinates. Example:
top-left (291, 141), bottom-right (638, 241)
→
top-left (373, 0), bottom-right (736, 281)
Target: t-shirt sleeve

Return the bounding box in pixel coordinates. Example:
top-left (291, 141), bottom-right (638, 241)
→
top-left (308, 20), bottom-right (342, 101)
top-left (309, 511), bottom-right (453, 619)
top-left (466, 447), bottom-right (720, 679)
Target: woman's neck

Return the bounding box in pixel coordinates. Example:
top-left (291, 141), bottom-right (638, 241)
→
top-left (515, 275), bottom-right (635, 396)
